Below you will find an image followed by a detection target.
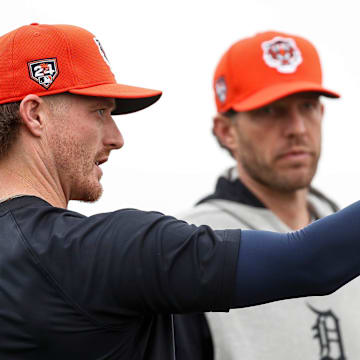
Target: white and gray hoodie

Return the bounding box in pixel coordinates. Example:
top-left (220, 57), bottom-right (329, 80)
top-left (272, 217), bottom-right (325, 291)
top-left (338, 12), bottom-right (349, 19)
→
top-left (177, 167), bottom-right (360, 360)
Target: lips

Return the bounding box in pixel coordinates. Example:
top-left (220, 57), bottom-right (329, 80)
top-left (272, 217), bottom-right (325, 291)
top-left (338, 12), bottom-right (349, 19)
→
top-left (277, 147), bottom-right (312, 158)
top-left (95, 158), bottom-right (108, 167)
top-left (276, 150), bottom-right (314, 166)
top-left (282, 151), bottom-right (309, 157)
top-left (94, 158), bottom-right (108, 179)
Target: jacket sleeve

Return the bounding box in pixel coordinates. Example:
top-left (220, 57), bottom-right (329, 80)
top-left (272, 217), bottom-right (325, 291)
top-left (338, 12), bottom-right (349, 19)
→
top-left (104, 210), bottom-right (241, 313)
top-left (232, 200), bottom-right (360, 308)
top-left (31, 208), bottom-right (240, 315)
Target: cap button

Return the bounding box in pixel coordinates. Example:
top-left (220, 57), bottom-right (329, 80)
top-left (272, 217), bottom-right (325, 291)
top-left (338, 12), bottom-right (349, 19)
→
top-left (30, 23), bottom-right (39, 26)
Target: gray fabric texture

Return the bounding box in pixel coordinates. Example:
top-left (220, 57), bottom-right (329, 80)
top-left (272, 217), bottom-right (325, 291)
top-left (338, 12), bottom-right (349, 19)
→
top-left (178, 168), bottom-right (360, 360)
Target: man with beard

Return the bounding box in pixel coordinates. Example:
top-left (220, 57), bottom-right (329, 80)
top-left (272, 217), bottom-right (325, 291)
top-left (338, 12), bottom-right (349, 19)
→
top-left (175, 32), bottom-right (360, 360)
top-left (2, 24), bottom-right (360, 360)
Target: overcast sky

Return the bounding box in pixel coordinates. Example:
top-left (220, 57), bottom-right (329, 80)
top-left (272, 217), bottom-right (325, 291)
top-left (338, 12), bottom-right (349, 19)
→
top-left (2, 0), bottom-right (358, 216)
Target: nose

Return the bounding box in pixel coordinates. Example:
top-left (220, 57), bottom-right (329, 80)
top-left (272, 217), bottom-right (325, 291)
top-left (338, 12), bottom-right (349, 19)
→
top-left (283, 108), bottom-right (307, 137)
top-left (103, 117), bottom-right (124, 150)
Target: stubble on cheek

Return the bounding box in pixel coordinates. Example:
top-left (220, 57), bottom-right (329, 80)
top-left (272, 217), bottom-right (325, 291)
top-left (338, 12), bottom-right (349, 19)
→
top-left (50, 133), bottom-right (103, 202)
top-left (236, 132), bottom-right (320, 192)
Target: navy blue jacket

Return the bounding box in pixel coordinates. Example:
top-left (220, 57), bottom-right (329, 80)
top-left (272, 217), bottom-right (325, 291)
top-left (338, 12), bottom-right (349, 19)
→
top-left (1, 195), bottom-right (360, 359)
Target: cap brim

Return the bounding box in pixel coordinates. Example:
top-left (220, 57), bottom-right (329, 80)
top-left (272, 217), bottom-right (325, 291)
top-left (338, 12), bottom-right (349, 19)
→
top-left (69, 83), bottom-right (162, 115)
top-left (231, 81), bottom-right (340, 112)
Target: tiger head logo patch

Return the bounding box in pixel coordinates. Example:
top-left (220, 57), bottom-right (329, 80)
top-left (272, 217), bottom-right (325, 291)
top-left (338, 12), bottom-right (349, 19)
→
top-left (262, 37), bottom-right (302, 74)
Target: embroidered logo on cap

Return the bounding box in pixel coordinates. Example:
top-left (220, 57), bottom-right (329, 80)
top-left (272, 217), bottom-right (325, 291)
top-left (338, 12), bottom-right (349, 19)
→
top-left (215, 77), bottom-right (227, 103)
top-left (94, 38), bottom-right (111, 68)
top-left (262, 37), bottom-right (302, 73)
top-left (28, 58), bottom-right (59, 89)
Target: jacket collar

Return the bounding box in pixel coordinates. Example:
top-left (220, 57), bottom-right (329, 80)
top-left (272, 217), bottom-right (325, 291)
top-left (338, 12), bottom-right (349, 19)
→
top-left (197, 168), bottom-right (265, 208)
top-left (197, 167), bottom-right (339, 213)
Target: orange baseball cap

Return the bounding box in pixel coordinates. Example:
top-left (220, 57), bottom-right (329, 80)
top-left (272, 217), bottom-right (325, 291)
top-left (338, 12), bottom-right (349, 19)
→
top-left (0, 23), bottom-right (162, 115)
top-left (214, 31), bottom-right (340, 113)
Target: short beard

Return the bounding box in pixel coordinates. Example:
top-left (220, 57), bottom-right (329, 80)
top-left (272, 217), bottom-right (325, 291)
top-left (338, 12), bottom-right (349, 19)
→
top-left (50, 132), bottom-right (103, 203)
top-left (241, 156), bottom-right (318, 193)
top-left (236, 131), bottom-right (320, 193)
top-left (75, 181), bottom-right (103, 203)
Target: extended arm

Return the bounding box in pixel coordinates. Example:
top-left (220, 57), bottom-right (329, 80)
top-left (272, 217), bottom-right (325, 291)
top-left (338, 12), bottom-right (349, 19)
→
top-left (26, 199), bottom-right (360, 314)
top-left (232, 200), bottom-right (360, 308)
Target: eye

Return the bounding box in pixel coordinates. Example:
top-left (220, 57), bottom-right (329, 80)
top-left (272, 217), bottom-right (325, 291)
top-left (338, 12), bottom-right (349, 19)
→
top-left (97, 109), bottom-right (105, 117)
top-left (252, 105), bottom-right (277, 118)
top-left (301, 100), bottom-right (319, 113)
top-left (258, 106), bottom-right (274, 115)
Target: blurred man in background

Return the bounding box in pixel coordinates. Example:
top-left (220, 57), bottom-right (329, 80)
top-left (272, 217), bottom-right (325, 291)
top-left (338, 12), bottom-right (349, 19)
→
top-left (176, 31), bottom-right (360, 359)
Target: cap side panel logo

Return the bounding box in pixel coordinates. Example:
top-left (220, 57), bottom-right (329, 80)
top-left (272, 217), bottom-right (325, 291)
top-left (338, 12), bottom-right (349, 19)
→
top-left (28, 58), bottom-right (59, 89)
top-left (215, 77), bottom-right (227, 103)
top-left (262, 37), bottom-right (302, 73)
top-left (94, 37), bottom-right (111, 68)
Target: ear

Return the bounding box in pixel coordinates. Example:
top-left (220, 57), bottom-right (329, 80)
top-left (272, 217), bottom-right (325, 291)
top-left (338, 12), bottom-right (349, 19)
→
top-left (213, 114), bottom-right (238, 153)
top-left (19, 94), bottom-right (47, 137)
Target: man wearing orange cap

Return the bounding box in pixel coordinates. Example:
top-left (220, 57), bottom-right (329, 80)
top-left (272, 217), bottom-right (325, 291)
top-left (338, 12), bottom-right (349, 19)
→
top-left (2, 24), bottom-right (360, 360)
top-left (177, 31), bottom-right (360, 359)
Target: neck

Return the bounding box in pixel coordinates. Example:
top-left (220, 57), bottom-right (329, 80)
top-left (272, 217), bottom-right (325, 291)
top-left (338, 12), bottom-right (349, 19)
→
top-left (236, 166), bottom-right (311, 230)
top-left (0, 149), bottom-right (68, 209)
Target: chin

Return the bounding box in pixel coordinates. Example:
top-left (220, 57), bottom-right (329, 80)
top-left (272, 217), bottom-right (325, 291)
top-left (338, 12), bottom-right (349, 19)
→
top-left (81, 192), bottom-right (103, 203)
top-left (278, 173), bottom-right (314, 191)
top-left (72, 181), bottom-right (103, 203)
top-left (85, 185), bottom-right (103, 203)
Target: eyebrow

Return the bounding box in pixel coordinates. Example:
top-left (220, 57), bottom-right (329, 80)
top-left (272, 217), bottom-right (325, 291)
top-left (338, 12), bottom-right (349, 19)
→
top-left (91, 99), bottom-right (116, 112)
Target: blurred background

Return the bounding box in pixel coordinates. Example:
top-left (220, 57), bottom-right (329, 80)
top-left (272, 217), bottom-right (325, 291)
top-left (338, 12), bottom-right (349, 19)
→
top-left (2, 0), bottom-right (357, 215)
